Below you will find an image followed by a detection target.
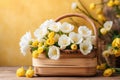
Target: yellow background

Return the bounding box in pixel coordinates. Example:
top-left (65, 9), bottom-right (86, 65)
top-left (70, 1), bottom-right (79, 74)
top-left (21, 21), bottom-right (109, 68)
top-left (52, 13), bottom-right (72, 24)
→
top-left (0, 0), bottom-right (100, 66)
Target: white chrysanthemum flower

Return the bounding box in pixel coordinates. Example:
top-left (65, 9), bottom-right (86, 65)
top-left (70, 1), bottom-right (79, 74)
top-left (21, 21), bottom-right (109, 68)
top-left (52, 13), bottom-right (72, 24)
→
top-left (19, 32), bottom-right (32, 56)
top-left (48, 22), bottom-right (61, 32)
top-left (58, 35), bottom-right (71, 49)
top-left (69, 32), bottom-right (83, 44)
top-left (80, 40), bottom-right (93, 55)
top-left (71, 2), bottom-right (77, 9)
top-left (60, 22), bottom-right (74, 33)
top-left (78, 26), bottom-right (92, 38)
top-left (48, 46), bottom-right (60, 60)
top-left (104, 21), bottom-right (113, 31)
top-left (54, 34), bottom-right (60, 42)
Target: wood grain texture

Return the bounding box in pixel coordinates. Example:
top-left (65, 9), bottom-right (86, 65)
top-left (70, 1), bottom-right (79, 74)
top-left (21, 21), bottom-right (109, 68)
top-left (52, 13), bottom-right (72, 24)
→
top-left (0, 67), bottom-right (120, 80)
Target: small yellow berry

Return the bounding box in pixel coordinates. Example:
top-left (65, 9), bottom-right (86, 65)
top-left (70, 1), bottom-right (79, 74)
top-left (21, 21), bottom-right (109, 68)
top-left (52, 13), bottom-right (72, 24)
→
top-left (38, 47), bottom-right (44, 54)
top-left (107, 0), bottom-right (114, 7)
top-left (90, 3), bottom-right (96, 9)
top-left (100, 28), bottom-right (108, 35)
top-left (32, 50), bottom-right (39, 58)
top-left (46, 38), bottom-right (55, 45)
top-left (32, 40), bottom-right (39, 47)
top-left (48, 32), bottom-right (55, 38)
top-left (103, 68), bottom-right (113, 77)
top-left (71, 44), bottom-right (78, 50)
top-left (38, 42), bottom-right (43, 47)
top-left (16, 67), bottom-right (26, 77)
top-left (25, 66), bottom-right (34, 78)
top-left (98, 14), bottom-right (106, 21)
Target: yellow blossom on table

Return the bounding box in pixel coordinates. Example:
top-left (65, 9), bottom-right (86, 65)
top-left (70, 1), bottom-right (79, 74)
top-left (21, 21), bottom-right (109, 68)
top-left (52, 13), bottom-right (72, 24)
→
top-left (97, 14), bottom-right (106, 21)
top-left (71, 44), bottom-right (78, 50)
top-left (112, 49), bottom-right (120, 57)
top-left (116, 14), bottom-right (120, 18)
top-left (100, 28), bottom-right (108, 35)
top-left (25, 66), bottom-right (34, 78)
top-left (16, 67), bottom-right (26, 77)
top-left (103, 68), bottom-right (113, 77)
top-left (112, 38), bottom-right (120, 48)
top-left (48, 32), bottom-right (55, 38)
top-left (114, 0), bottom-right (120, 5)
top-left (32, 40), bottom-right (39, 47)
top-left (107, 0), bottom-right (114, 7)
top-left (32, 50), bottom-right (39, 58)
top-left (111, 68), bottom-right (116, 73)
top-left (89, 3), bottom-right (96, 10)
top-left (38, 47), bottom-right (44, 54)
top-left (46, 38), bottom-right (55, 46)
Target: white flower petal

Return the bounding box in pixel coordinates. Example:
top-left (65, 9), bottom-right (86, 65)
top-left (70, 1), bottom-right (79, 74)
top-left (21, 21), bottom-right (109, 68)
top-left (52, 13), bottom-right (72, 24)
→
top-left (54, 34), bottom-right (60, 42)
top-left (78, 26), bottom-right (92, 38)
top-left (71, 2), bottom-right (77, 9)
top-left (80, 40), bottom-right (93, 55)
top-left (48, 22), bottom-right (61, 32)
top-left (34, 27), bottom-right (48, 40)
top-left (69, 32), bottom-right (83, 44)
top-left (48, 46), bottom-right (60, 60)
top-left (19, 32), bottom-right (32, 56)
top-left (58, 35), bottom-right (71, 49)
top-left (60, 22), bottom-right (74, 33)
top-left (104, 21), bottom-right (113, 31)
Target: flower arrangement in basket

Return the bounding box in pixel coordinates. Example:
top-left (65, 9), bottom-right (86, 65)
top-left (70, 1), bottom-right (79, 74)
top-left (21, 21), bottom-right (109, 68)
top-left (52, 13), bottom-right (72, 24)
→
top-left (19, 13), bottom-right (98, 76)
top-left (20, 19), bottom-right (95, 60)
top-left (71, 0), bottom-right (120, 77)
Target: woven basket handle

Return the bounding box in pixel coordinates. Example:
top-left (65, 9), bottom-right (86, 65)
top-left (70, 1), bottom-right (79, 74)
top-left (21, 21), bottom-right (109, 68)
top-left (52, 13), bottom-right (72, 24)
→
top-left (55, 13), bottom-right (98, 48)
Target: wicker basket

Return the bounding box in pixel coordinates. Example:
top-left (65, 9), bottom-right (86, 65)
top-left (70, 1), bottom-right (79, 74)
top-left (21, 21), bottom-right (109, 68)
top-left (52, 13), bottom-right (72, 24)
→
top-left (32, 13), bottom-right (98, 76)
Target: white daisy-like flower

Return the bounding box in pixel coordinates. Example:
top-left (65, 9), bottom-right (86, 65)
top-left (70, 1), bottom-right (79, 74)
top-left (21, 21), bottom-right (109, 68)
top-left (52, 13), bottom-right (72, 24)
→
top-left (19, 32), bottom-right (32, 56)
top-left (78, 26), bottom-right (92, 38)
top-left (71, 2), bottom-right (77, 10)
top-left (103, 21), bottom-right (113, 31)
top-left (34, 19), bottom-right (55, 40)
top-left (48, 22), bottom-right (61, 32)
top-left (34, 26), bottom-right (48, 40)
top-left (58, 35), bottom-right (71, 49)
top-left (60, 22), bottom-right (74, 33)
top-left (69, 32), bottom-right (83, 44)
top-left (80, 40), bottom-right (93, 55)
top-left (48, 46), bottom-right (60, 60)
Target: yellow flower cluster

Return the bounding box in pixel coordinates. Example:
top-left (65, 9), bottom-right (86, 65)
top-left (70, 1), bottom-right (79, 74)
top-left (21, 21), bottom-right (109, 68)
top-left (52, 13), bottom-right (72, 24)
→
top-left (31, 40), bottom-right (44, 58)
top-left (112, 38), bottom-right (120, 57)
top-left (16, 66), bottom-right (34, 78)
top-left (46, 32), bottom-right (55, 45)
top-left (107, 0), bottom-right (120, 7)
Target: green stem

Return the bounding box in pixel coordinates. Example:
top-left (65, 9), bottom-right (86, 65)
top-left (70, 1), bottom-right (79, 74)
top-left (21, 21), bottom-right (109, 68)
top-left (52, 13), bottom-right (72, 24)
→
top-left (77, 0), bottom-right (102, 26)
top-left (78, 0), bottom-right (89, 14)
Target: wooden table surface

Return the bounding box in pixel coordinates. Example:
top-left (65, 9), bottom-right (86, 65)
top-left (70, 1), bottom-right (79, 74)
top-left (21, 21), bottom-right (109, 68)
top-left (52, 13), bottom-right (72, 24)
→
top-left (0, 67), bottom-right (120, 80)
